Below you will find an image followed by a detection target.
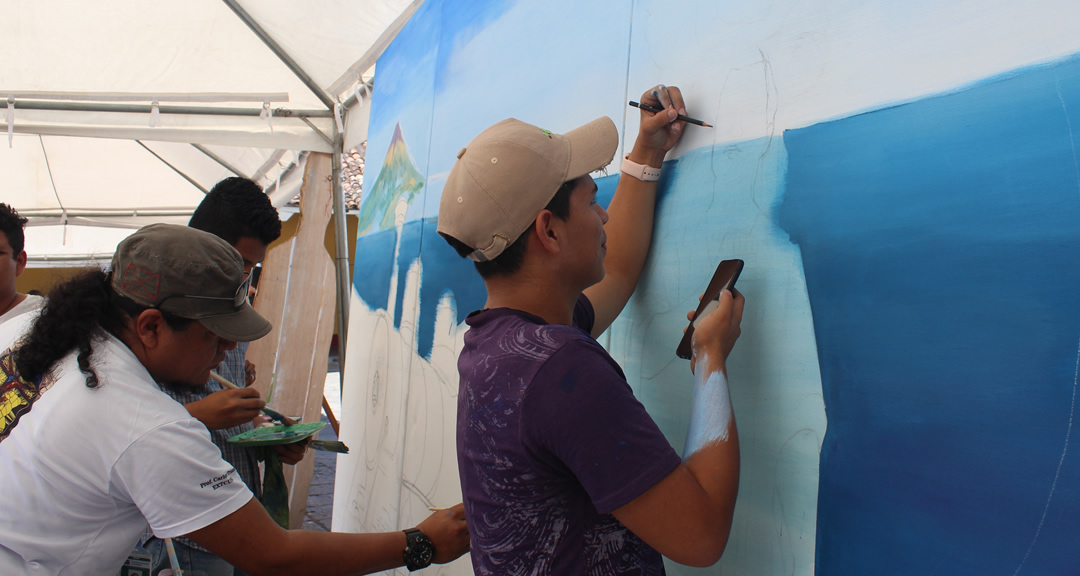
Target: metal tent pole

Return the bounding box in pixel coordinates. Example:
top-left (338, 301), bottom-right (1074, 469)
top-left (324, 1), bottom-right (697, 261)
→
top-left (221, 0), bottom-right (351, 393)
top-left (331, 129), bottom-right (351, 395)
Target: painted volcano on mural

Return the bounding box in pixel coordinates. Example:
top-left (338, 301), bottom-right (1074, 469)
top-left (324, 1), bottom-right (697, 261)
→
top-left (356, 123), bottom-right (425, 235)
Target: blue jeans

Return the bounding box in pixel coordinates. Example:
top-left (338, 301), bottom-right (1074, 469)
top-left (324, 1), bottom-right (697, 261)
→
top-left (144, 537), bottom-right (243, 576)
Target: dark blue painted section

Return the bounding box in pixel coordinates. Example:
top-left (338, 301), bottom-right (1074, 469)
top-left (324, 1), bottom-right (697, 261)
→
top-left (352, 227), bottom-right (397, 312)
top-left (354, 169), bottom-right (623, 361)
top-left (417, 219), bottom-right (487, 358)
top-left (393, 220), bottom-right (424, 330)
top-left (353, 217), bottom-right (486, 360)
top-left (781, 56), bottom-right (1080, 574)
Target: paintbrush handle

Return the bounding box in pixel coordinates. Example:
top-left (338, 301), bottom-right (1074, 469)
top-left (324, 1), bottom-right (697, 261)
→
top-left (164, 538), bottom-right (184, 576)
top-left (210, 371), bottom-right (287, 424)
top-left (260, 405), bottom-right (288, 424)
top-left (209, 371), bottom-right (239, 389)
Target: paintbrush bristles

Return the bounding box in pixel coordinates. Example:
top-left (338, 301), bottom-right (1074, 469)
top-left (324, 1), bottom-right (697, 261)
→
top-left (310, 440), bottom-right (350, 454)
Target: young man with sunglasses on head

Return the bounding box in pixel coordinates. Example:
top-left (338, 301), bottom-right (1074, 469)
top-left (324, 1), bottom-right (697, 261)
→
top-left (144, 177), bottom-right (298, 575)
top-left (0, 224), bottom-right (469, 575)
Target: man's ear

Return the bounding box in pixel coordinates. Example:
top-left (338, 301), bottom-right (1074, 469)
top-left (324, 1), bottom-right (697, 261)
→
top-left (14, 251), bottom-right (26, 276)
top-left (532, 210), bottom-right (561, 255)
top-left (133, 309), bottom-right (166, 350)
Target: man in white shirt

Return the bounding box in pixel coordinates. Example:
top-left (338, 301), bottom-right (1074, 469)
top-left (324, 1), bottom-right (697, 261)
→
top-left (0, 204), bottom-right (43, 324)
top-left (0, 224), bottom-right (469, 575)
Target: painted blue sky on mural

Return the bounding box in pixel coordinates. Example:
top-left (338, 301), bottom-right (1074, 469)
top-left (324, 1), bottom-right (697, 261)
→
top-left (366, 0), bottom-right (515, 132)
top-left (781, 55), bottom-right (1080, 574)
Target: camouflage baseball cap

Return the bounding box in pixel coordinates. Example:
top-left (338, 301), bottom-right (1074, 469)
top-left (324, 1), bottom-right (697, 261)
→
top-left (110, 223), bottom-right (272, 342)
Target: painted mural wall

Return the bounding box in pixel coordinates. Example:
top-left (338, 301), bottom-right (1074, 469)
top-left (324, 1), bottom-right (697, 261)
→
top-left (333, 1), bottom-right (1080, 574)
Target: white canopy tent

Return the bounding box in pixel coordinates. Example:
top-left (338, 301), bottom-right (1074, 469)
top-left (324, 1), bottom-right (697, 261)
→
top-left (2, 0), bottom-right (426, 354)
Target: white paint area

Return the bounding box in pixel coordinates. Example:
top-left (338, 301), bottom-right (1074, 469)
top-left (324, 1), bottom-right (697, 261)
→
top-left (627, 0), bottom-right (1080, 157)
top-left (683, 354), bottom-right (733, 455)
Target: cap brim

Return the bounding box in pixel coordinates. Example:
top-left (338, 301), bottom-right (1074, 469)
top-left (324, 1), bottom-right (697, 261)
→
top-left (198, 302), bottom-right (272, 342)
top-left (564, 116), bottom-right (619, 181)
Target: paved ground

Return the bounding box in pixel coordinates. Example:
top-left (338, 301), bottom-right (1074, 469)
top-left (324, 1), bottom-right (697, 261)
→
top-left (299, 362), bottom-right (343, 532)
top-left (300, 412), bottom-right (339, 532)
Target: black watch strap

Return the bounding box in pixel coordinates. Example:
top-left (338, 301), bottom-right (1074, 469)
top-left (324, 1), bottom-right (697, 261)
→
top-left (402, 527), bottom-right (435, 571)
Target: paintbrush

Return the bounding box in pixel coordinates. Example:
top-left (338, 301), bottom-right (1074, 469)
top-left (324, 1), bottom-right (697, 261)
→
top-left (211, 371), bottom-right (349, 452)
top-left (164, 537), bottom-right (184, 576)
top-left (309, 440), bottom-right (350, 453)
top-left (210, 371), bottom-right (289, 424)
top-left (210, 371), bottom-right (350, 452)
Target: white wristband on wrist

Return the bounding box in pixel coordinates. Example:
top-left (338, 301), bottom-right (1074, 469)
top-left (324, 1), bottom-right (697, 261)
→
top-left (621, 154), bottom-right (661, 182)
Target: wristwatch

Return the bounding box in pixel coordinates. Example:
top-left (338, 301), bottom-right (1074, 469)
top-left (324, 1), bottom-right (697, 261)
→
top-left (621, 154), bottom-right (661, 182)
top-left (402, 528), bottom-right (435, 571)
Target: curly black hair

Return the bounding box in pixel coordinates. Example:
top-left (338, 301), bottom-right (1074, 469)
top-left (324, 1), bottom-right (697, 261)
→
top-left (0, 203), bottom-right (27, 256)
top-left (188, 177), bottom-right (282, 246)
top-left (13, 269), bottom-right (192, 388)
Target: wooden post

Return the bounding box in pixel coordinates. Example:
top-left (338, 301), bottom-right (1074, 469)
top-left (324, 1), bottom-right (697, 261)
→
top-left (247, 152), bottom-right (338, 528)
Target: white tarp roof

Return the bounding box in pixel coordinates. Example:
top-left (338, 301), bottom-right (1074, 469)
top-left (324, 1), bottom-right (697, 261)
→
top-left (2, 0), bottom-right (420, 260)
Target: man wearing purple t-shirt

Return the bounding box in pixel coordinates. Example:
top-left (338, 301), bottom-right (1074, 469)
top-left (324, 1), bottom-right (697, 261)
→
top-left (438, 84), bottom-right (746, 575)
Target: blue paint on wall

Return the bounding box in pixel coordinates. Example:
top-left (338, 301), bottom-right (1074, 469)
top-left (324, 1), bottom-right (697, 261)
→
top-left (352, 227), bottom-right (397, 312)
top-left (353, 170), bottom-right (622, 361)
top-left (416, 219), bottom-right (486, 358)
top-left (352, 217), bottom-right (486, 360)
top-left (781, 55), bottom-right (1080, 574)
top-left (432, 0), bottom-right (518, 94)
top-left (393, 220), bottom-right (424, 330)
top-left (596, 172), bottom-right (618, 208)
top-left (364, 0), bottom-right (439, 151)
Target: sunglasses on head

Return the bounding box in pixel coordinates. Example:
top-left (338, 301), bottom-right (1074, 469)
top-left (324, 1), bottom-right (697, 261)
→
top-left (156, 274), bottom-right (251, 311)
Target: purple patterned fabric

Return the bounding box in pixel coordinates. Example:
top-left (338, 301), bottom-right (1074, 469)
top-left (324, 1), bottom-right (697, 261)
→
top-left (457, 295), bottom-right (681, 576)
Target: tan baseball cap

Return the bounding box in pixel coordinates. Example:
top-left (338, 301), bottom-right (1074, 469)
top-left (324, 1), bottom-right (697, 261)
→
top-left (110, 223), bottom-right (272, 342)
top-left (437, 116), bottom-right (618, 262)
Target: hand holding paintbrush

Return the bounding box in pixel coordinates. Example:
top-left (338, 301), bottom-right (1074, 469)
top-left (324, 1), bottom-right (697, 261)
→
top-left (182, 375), bottom-right (265, 430)
top-left (210, 371), bottom-right (349, 454)
top-left (210, 371), bottom-right (289, 423)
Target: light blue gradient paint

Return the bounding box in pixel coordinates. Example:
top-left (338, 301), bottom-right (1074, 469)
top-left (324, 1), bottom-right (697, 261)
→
top-left (604, 136), bottom-right (825, 576)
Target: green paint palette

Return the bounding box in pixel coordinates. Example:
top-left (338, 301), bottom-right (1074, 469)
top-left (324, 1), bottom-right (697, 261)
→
top-left (227, 422), bottom-right (327, 446)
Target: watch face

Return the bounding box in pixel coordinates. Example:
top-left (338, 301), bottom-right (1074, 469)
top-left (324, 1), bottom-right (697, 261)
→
top-left (405, 530), bottom-right (435, 570)
top-left (415, 545), bottom-right (433, 565)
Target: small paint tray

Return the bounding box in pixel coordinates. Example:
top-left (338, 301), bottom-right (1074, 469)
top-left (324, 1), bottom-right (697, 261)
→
top-left (227, 422), bottom-right (326, 446)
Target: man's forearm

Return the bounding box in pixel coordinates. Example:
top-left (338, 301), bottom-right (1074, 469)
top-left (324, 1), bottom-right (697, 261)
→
top-left (586, 141), bottom-right (665, 335)
top-left (684, 353), bottom-right (733, 454)
top-left (194, 499), bottom-right (409, 576)
top-left (682, 352), bottom-right (739, 543)
top-left (247, 529), bottom-right (407, 575)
